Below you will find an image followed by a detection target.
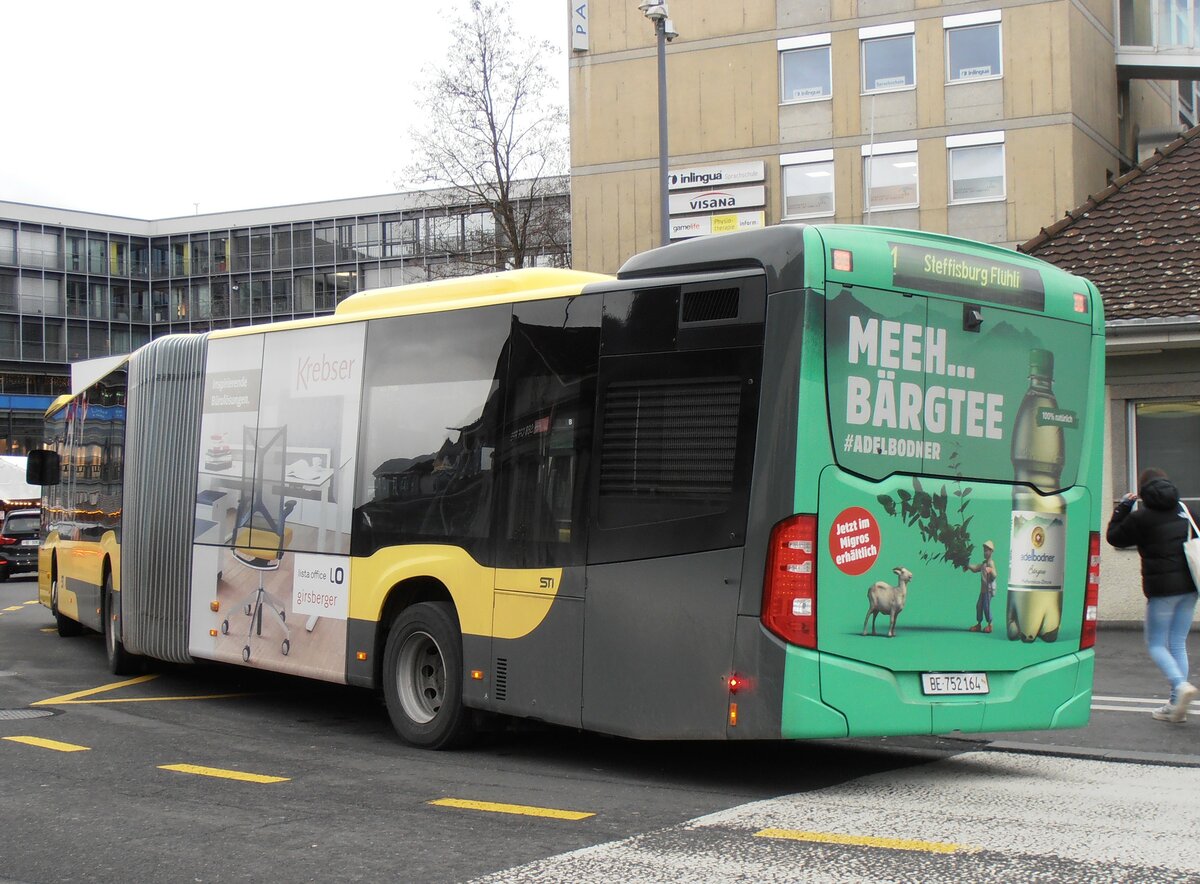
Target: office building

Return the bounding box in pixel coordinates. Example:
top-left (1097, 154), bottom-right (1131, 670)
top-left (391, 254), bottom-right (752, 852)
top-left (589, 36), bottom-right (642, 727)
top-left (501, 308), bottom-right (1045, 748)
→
top-left (568, 0), bottom-right (1199, 271)
top-left (0, 182), bottom-right (570, 453)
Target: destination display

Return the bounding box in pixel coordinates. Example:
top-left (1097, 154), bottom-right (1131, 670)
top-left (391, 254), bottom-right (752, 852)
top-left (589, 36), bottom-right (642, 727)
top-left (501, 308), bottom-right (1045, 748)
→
top-left (888, 241), bottom-right (1045, 310)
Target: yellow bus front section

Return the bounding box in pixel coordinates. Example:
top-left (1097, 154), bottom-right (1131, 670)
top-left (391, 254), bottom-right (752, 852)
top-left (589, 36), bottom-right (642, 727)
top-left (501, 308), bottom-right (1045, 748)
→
top-left (38, 530), bottom-right (120, 629)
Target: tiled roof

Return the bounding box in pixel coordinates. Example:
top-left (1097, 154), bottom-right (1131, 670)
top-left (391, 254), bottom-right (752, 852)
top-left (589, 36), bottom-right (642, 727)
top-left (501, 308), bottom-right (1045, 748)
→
top-left (1020, 123), bottom-right (1200, 322)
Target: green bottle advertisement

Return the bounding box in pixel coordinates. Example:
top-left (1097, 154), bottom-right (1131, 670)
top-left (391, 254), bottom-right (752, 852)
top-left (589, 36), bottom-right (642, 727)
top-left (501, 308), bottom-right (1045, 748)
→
top-left (1007, 349), bottom-right (1066, 642)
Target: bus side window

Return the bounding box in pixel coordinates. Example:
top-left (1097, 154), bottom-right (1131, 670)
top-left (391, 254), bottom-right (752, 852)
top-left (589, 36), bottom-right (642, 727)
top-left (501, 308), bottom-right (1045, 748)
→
top-left (352, 306), bottom-right (511, 559)
top-left (495, 297), bottom-right (600, 569)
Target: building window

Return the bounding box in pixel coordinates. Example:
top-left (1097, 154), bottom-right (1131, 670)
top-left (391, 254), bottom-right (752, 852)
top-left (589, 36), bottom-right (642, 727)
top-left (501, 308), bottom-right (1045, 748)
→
top-left (464, 212), bottom-right (496, 249)
top-left (944, 12), bottom-right (1002, 83)
top-left (428, 215), bottom-right (461, 252)
top-left (779, 35), bottom-right (831, 103)
top-left (781, 150), bottom-right (834, 219)
top-left (1130, 401), bottom-right (1200, 503)
top-left (863, 141), bottom-right (918, 211)
top-left (861, 23), bottom-right (915, 93)
top-left (385, 219), bottom-right (419, 257)
top-left (948, 132), bottom-right (1006, 203)
top-left (1180, 80), bottom-right (1198, 127)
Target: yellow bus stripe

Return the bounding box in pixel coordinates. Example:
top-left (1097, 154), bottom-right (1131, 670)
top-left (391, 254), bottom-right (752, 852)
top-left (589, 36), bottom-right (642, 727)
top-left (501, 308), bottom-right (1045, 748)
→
top-left (159, 763), bottom-right (289, 784)
top-left (429, 798), bottom-right (594, 820)
top-left (31, 674), bottom-right (158, 706)
top-left (754, 828), bottom-right (978, 854)
top-left (3, 736), bottom-right (91, 752)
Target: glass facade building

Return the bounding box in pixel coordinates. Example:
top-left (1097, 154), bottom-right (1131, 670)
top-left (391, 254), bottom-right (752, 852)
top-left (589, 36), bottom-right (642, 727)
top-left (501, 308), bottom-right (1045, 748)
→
top-left (0, 182), bottom-right (570, 454)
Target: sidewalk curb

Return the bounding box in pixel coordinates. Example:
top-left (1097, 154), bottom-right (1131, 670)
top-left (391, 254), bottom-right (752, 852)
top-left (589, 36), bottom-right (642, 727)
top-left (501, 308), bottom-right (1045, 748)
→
top-left (948, 736), bottom-right (1200, 768)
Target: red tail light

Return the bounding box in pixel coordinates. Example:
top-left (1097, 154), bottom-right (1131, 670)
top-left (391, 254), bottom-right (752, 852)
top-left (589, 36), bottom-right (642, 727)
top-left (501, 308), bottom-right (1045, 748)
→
top-left (1080, 531), bottom-right (1100, 650)
top-left (762, 514), bottom-right (818, 649)
top-left (0, 535), bottom-right (16, 546)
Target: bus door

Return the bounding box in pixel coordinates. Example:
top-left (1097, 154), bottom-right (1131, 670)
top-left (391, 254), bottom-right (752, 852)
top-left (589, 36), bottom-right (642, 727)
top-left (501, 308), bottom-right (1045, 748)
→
top-left (820, 258), bottom-right (1097, 733)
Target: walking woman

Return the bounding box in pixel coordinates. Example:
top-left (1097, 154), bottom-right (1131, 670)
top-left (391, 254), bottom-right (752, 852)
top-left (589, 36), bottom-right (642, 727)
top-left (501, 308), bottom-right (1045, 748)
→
top-left (1106, 468), bottom-right (1199, 722)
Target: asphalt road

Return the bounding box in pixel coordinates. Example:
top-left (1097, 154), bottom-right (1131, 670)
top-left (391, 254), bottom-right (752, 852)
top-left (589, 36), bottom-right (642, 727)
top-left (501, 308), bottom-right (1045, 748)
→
top-left (2, 575), bottom-right (1198, 883)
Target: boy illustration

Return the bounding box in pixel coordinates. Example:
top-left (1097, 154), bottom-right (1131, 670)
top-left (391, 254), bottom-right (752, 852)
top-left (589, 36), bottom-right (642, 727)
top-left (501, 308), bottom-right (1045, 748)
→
top-left (967, 539), bottom-right (997, 633)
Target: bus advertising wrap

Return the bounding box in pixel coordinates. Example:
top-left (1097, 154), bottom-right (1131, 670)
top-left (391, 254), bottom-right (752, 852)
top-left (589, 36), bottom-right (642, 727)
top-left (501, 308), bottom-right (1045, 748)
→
top-left (188, 324), bottom-right (364, 682)
top-left (822, 282), bottom-right (1091, 653)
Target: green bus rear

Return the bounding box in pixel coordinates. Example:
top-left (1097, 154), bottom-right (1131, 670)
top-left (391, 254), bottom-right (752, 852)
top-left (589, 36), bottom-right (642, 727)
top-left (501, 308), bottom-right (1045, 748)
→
top-left (619, 223), bottom-right (1102, 740)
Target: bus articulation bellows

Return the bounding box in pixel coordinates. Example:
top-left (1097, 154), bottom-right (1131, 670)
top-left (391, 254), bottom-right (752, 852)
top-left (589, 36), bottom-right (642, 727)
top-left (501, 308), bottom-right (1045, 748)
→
top-left (30, 224), bottom-right (1104, 748)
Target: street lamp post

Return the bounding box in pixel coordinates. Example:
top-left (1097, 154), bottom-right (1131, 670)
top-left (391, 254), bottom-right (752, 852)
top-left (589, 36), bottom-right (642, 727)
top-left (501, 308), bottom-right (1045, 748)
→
top-left (639, 2), bottom-right (678, 247)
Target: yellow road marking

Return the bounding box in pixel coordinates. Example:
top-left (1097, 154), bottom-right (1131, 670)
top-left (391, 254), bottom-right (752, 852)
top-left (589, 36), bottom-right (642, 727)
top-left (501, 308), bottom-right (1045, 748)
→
top-left (429, 798), bottom-right (594, 821)
top-left (32, 674), bottom-right (251, 706)
top-left (24, 600), bottom-right (39, 605)
top-left (32, 674), bottom-right (158, 705)
top-left (3, 736), bottom-right (90, 753)
top-left (58, 693), bottom-right (251, 704)
top-left (755, 828), bottom-right (979, 854)
top-left (39, 627), bottom-right (55, 633)
top-left (159, 763), bottom-right (289, 784)
top-left (3, 606), bottom-right (22, 612)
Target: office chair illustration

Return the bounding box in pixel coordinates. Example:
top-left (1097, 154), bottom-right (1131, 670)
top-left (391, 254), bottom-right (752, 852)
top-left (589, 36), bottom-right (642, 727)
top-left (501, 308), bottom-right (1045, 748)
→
top-left (220, 425), bottom-right (295, 662)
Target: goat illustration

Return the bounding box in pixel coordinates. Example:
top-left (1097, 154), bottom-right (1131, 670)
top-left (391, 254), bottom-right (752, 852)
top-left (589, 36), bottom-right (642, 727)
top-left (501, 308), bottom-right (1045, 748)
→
top-left (862, 566), bottom-right (915, 638)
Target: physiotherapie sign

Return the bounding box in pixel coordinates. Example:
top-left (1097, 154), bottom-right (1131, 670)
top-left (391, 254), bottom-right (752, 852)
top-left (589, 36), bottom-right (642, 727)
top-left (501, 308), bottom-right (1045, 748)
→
top-left (670, 211), bottom-right (765, 240)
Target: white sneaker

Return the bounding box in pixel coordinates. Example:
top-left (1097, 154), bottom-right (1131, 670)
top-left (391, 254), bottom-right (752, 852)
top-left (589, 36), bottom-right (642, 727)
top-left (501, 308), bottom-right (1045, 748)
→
top-left (1152, 704), bottom-right (1181, 722)
top-left (1171, 682), bottom-right (1199, 723)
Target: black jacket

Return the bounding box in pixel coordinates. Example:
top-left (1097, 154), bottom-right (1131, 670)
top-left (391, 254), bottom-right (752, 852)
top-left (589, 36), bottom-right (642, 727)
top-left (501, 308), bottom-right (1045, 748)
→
top-left (1105, 476), bottom-right (1197, 599)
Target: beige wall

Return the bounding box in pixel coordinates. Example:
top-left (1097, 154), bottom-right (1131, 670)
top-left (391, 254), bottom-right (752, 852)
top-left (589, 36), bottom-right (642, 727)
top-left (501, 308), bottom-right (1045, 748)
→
top-left (570, 167), bottom-right (660, 274)
top-left (1069, 3), bottom-right (1122, 144)
top-left (582, 0), bottom-right (774, 52)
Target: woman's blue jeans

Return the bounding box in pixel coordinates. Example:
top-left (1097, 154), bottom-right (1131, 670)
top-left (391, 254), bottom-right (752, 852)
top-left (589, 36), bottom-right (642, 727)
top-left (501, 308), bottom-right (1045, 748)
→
top-left (1145, 591), bottom-right (1199, 697)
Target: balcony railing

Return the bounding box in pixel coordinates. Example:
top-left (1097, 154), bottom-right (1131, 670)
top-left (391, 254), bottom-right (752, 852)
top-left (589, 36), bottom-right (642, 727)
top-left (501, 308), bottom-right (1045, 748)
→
top-left (1119, 0), bottom-right (1200, 78)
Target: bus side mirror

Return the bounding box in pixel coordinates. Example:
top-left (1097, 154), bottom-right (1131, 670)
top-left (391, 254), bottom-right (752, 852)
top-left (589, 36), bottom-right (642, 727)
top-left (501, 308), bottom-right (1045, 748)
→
top-left (26, 449), bottom-right (61, 487)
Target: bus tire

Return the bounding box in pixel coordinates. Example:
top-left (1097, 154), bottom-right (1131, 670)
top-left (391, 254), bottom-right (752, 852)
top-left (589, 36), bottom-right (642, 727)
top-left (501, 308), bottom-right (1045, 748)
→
top-left (51, 570), bottom-right (83, 638)
top-left (382, 601), bottom-right (471, 749)
top-left (103, 571), bottom-right (137, 675)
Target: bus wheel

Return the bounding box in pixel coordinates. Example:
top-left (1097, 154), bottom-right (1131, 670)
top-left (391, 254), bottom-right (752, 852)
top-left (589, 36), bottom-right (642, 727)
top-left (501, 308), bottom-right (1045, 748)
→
top-left (51, 571), bottom-right (83, 638)
top-left (103, 573), bottom-right (137, 675)
top-left (382, 602), bottom-right (471, 749)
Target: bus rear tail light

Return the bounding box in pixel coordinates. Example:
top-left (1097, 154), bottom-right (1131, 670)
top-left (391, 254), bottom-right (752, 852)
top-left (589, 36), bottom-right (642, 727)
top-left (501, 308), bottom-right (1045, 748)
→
top-left (1080, 531), bottom-right (1100, 650)
top-left (762, 514), bottom-right (818, 649)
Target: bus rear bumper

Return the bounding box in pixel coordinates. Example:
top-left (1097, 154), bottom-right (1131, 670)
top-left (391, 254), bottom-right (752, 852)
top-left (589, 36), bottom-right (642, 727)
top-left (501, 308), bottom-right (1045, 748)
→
top-left (780, 645), bottom-right (1095, 739)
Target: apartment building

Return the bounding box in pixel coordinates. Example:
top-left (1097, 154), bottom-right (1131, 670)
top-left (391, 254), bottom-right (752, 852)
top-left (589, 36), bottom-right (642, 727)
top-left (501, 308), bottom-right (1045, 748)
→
top-left (568, 0), bottom-right (1196, 271)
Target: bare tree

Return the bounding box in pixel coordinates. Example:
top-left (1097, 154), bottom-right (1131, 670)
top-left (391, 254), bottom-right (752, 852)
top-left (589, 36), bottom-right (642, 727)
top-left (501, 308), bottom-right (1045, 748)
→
top-left (404, 0), bottom-right (570, 272)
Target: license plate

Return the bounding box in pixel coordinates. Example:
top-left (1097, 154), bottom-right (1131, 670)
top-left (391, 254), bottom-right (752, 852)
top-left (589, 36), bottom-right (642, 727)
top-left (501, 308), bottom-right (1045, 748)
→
top-left (921, 672), bottom-right (989, 695)
top-left (20, 539), bottom-right (38, 547)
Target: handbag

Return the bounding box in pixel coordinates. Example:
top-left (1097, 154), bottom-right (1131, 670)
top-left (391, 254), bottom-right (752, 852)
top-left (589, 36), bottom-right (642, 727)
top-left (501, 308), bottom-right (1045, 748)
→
top-left (1181, 505), bottom-right (1200, 590)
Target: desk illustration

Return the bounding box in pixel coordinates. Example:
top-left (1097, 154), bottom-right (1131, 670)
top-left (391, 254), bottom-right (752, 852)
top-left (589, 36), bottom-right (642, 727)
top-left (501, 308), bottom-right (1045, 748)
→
top-left (198, 456), bottom-right (339, 551)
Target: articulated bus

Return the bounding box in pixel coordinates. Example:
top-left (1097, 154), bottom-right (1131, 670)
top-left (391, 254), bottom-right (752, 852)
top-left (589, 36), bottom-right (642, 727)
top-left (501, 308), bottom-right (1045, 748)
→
top-left (30, 225), bottom-right (1104, 748)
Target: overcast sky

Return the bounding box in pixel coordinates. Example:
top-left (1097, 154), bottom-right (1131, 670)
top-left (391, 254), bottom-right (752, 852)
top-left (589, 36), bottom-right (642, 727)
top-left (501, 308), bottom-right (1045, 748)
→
top-left (2, 0), bottom-right (570, 219)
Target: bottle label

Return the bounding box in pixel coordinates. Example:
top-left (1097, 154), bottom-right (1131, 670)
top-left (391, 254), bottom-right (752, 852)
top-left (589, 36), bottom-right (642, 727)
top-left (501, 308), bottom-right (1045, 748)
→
top-left (1008, 510), bottom-right (1066, 593)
